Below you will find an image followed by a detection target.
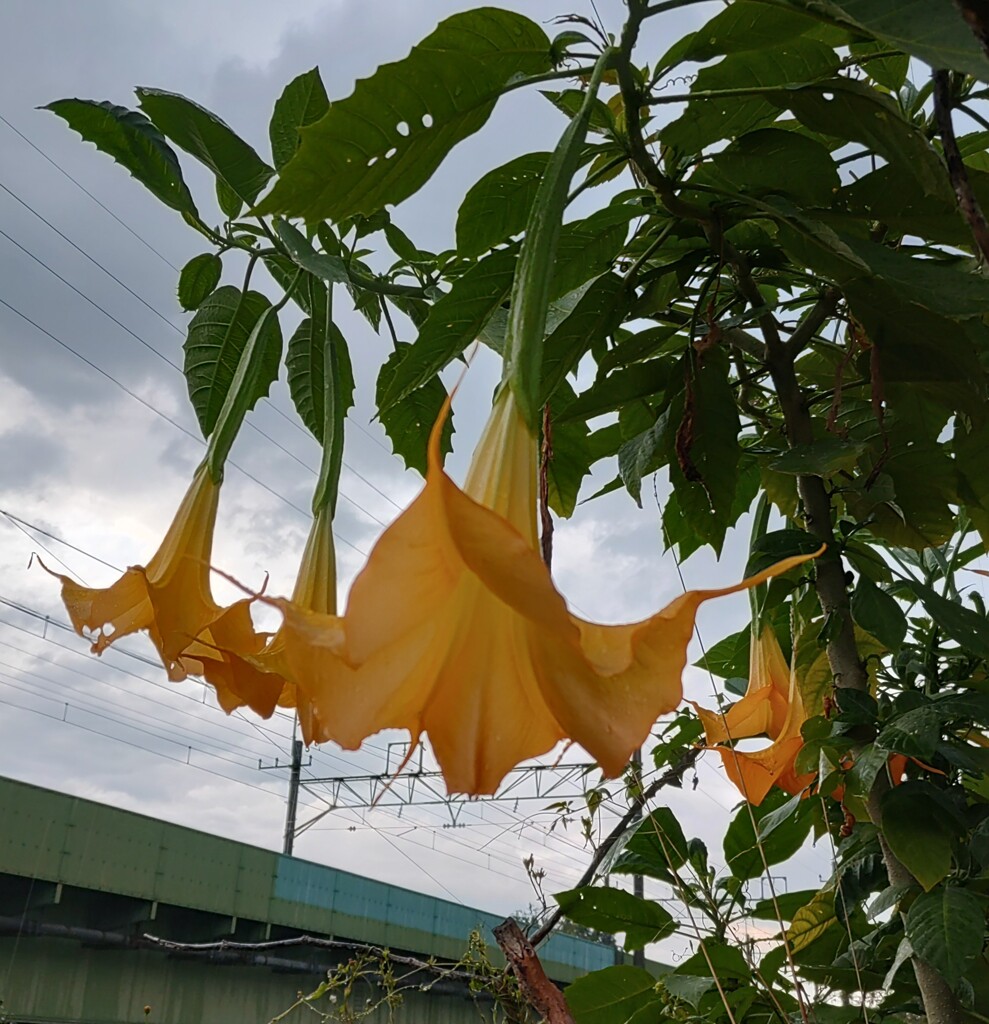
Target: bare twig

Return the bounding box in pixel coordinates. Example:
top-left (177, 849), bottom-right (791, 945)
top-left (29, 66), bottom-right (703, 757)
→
top-left (932, 68), bottom-right (989, 261)
top-left (494, 919), bottom-right (575, 1024)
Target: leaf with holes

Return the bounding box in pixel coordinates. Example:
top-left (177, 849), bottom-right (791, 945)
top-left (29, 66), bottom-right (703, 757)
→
top-left (556, 887), bottom-right (676, 951)
top-left (184, 286), bottom-right (282, 439)
top-left (177, 253), bottom-right (222, 311)
top-left (456, 151), bottom-right (550, 257)
top-left (269, 67), bottom-right (329, 170)
top-left (45, 99), bottom-right (198, 217)
top-left (137, 88), bottom-right (273, 205)
top-left (684, 0), bottom-right (819, 60)
top-left (258, 9), bottom-right (552, 222)
top-left (905, 886), bottom-right (984, 989)
top-left (376, 343), bottom-right (454, 475)
top-left (663, 38), bottom-right (839, 154)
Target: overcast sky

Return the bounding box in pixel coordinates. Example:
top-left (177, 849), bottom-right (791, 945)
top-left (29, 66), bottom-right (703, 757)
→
top-left (0, 0), bottom-right (837, 951)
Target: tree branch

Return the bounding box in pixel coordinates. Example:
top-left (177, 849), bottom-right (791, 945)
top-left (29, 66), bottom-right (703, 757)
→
top-left (932, 69), bottom-right (989, 261)
top-left (494, 919), bottom-right (575, 1024)
top-left (529, 746), bottom-right (699, 947)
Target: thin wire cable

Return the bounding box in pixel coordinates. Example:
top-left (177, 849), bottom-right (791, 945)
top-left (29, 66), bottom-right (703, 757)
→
top-left (0, 113), bottom-right (181, 271)
top-left (1, 511), bottom-right (81, 581)
top-left (1, 509), bottom-right (120, 572)
top-left (0, 295), bottom-right (370, 555)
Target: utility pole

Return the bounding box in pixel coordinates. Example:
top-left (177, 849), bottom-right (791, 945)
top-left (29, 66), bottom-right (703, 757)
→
top-left (282, 736), bottom-right (303, 856)
top-left (631, 747), bottom-right (645, 969)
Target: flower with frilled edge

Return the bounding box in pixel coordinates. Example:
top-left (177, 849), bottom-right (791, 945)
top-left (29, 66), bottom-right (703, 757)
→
top-left (695, 623), bottom-right (815, 805)
top-left (44, 462), bottom-right (272, 716)
top-left (269, 386), bottom-right (823, 795)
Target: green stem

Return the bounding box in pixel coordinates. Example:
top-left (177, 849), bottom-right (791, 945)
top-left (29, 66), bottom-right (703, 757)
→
top-left (312, 283), bottom-right (345, 515)
top-left (747, 492), bottom-right (772, 623)
top-left (205, 272), bottom-right (300, 481)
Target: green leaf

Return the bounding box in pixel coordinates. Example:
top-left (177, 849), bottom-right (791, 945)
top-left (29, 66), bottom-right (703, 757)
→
top-left (375, 343), bottom-right (454, 475)
top-left (269, 67), bottom-right (329, 170)
top-left (215, 178), bottom-right (243, 219)
top-left (617, 408), bottom-right (673, 507)
top-left (906, 581), bottom-right (989, 661)
top-left (455, 152), bottom-right (550, 257)
top-left (783, 0), bottom-right (989, 81)
top-left (564, 359), bottom-right (671, 422)
top-left (45, 98), bottom-right (198, 216)
top-left (667, 347), bottom-right (742, 554)
top-left (177, 253), bottom-right (222, 311)
top-left (772, 78), bottom-right (948, 199)
top-left (748, 888), bottom-right (819, 922)
top-left (695, 626), bottom-right (750, 680)
top-left (787, 888), bottom-right (838, 954)
top-left (273, 218), bottom-right (351, 285)
top-left (184, 286), bottom-right (282, 438)
top-left (379, 247), bottom-right (517, 411)
top-left (724, 789), bottom-right (815, 881)
top-left (258, 9), bottom-right (552, 222)
top-left (769, 439), bottom-right (865, 476)
top-left (851, 575), bottom-right (906, 650)
top-left (705, 127), bottom-right (839, 206)
top-left (551, 206), bottom-right (634, 300)
top-left (662, 974), bottom-right (712, 1008)
top-left (136, 88), bottom-right (273, 205)
top-left (555, 887), bottom-right (676, 950)
top-left (905, 886), bottom-right (985, 990)
top-left (565, 966), bottom-right (659, 1024)
top-left (685, 0), bottom-right (819, 60)
top-left (880, 782), bottom-right (957, 891)
top-left (663, 38), bottom-right (839, 154)
top-left (540, 273), bottom-right (626, 406)
top-left (612, 807), bottom-right (690, 882)
top-left (286, 309), bottom-right (355, 445)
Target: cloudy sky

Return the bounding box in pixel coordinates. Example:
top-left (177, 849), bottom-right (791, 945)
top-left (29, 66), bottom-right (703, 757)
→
top-left (0, 0), bottom-right (837, 950)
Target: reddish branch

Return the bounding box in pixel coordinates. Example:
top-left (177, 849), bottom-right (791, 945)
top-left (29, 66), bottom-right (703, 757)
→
top-left (539, 404), bottom-right (554, 568)
top-left (494, 919), bottom-right (575, 1024)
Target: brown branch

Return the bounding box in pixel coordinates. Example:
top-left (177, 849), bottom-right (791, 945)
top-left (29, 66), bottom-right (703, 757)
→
top-left (529, 746), bottom-right (699, 948)
top-left (933, 68), bottom-right (989, 261)
top-left (494, 919), bottom-right (575, 1024)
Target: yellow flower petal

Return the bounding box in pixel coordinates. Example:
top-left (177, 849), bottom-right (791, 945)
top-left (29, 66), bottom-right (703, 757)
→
top-left (47, 463), bottom-right (221, 672)
top-left (275, 388), bottom-right (823, 795)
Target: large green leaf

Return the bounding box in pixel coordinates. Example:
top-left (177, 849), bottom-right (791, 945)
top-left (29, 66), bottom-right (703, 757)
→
top-left (184, 286), bottom-right (282, 438)
top-left (177, 253), bottom-right (222, 311)
top-left (546, 382), bottom-right (594, 518)
top-left (905, 886), bottom-right (985, 990)
top-left (565, 966), bottom-right (659, 1024)
top-left (617, 408), bottom-right (673, 507)
top-left (880, 782), bottom-right (957, 891)
top-left (555, 886), bottom-right (676, 950)
top-left (850, 575), bottom-right (906, 650)
top-left (378, 247), bottom-right (517, 411)
top-left (258, 9), bottom-right (552, 222)
top-left (684, 0), bottom-right (819, 60)
top-left (666, 347), bottom-right (742, 555)
top-left (906, 581), bottom-right (989, 661)
top-left (376, 343), bottom-right (454, 475)
top-left (285, 288), bottom-right (355, 445)
top-left (786, 888), bottom-right (838, 954)
top-left (455, 152), bottom-right (550, 257)
top-left (663, 38), bottom-right (839, 153)
top-left (45, 99), bottom-right (198, 216)
top-left (611, 807), bottom-right (689, 883)
top-left (563, 360), bottom-right (672, 423)
top-left (269, 67), bottom-right (329, 170)
top-left (724, 788), bottom-right (815, 881)
top-left (773, 0), bottom-right (989, 81)
top-left (136, 88), bottom-right (273, 204)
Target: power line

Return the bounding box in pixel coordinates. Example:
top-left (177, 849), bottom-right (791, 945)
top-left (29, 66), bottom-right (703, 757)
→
top-left (1, 509), bottom-right (120, 573)
top-left (0, 295), bottom-right (370, 555)
top-left (0, 112), bottom-right (182, 271)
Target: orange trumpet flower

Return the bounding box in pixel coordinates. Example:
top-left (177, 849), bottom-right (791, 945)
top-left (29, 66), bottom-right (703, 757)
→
top-left (270, 387), bottom-right (821, 795)
top-left (695, 624), bottom-right (815, 805)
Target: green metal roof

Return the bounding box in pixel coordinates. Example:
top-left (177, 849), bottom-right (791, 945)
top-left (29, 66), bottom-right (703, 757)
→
top-left (0, 774), bottom-right (617, 981)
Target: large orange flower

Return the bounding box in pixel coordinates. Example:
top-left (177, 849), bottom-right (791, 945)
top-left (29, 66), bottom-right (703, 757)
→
top-left (696, 624), bottom-right (815, 805)
top-left (270, 387), bottom-right (821, 795)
